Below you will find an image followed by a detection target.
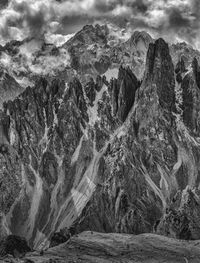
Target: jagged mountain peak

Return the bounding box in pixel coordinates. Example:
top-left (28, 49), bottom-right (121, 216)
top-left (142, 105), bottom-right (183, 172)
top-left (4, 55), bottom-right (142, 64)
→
top-left (170, 40), bottom-right (200, 67)
top-left (1, 23), bottom-right (200, 260)
top-left (148, 38), bottom-right (171, 62)
top-left (0, 24), bottom-right (199, 93)
top-left (192, 56), bottom-right (200, 90)
top-left (128, 30), bottom-right (153, 49)
top-left (145, 38), bottom-right (175, 87)
top-left (63, 23), bottom-right (109, 49)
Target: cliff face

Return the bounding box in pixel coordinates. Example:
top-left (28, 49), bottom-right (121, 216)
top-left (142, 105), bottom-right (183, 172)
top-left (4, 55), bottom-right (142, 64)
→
top-left (0, 29), bottom-right (200, 251)
top-left (0, 77), bottom-right (90, 249)
top-left (0, 70), bottom-right (23, 108)
top-left (73, 38), bottom-right (200, 240)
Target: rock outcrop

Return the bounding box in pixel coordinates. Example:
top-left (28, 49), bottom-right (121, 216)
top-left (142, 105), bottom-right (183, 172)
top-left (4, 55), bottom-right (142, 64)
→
top-left (0, 70), bottom-right (23, 108)
top-left (9, 231), bottom-right (200, 263)
top-left (0, 235), bottom-right (30, 258)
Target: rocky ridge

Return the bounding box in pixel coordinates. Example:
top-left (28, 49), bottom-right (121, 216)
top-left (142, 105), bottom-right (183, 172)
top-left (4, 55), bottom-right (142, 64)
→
top-left (0, 24), bottom-right (200, 260)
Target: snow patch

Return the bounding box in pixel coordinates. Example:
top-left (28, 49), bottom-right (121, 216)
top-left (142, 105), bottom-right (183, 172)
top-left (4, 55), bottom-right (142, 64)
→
top-left (53, 106), bottom-right (58, 126)
top-left (71, 176), bottom-right (96, 214)
top-left (116, 129), bottom-right (126, 139)
top-left (39, 109), bottom-right (50, 153)
top-left (34, 230), bottom-right (49, 251)
top-left (140, 162), bottom-right (166, 209)
top-left (0, 52), bottom-right (11, 67)
top-left (71, 135), bottom-right (84, 165)
top-left (87, 84), bottom-right (107, 126)
top-left (157, 165), bottom-right (169, 192)
top-left (0, 212), bottom-right (11, 236)
top-left (45, 32), bottom-right (75, 47)
top-left (104, 68), bottom-right (118, 82)
top-left (15, 76), bottom-right (34, 88)
top-left (115, 189), bottom-right (123, 217)
top-left (10, 128), bottom-right (15, 145)
top-left (27, 155), bottom-right (43, 240)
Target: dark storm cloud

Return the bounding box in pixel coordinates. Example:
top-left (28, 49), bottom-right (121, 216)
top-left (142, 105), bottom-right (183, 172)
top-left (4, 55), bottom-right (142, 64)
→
top-left (0, 0), bottom-right (8, 9)
top-left (12, 1), bottom-right (55, 36)
top-left (163, 2), bottom-right (199, 46)
top-left (191, 0), bottom-right (200, 15)
top-left (0, 0), bottom-right (57, 43)
top-left (60, 14), bottom-right (94, 34)
top-left (91, 0), bottom-right (149, 14)
top-left (168, 7), bottom-right (191, 28)
top-left (93, 0), bottom-right (116, 13)
top-left (124, 0), bottom-right (199, 47)
top-left (129, 0), bottom-right (149, 13)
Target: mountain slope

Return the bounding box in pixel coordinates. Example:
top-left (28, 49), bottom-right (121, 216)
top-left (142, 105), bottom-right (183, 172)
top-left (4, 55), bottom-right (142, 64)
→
top-left (0, 25), bottom-right (200, 254)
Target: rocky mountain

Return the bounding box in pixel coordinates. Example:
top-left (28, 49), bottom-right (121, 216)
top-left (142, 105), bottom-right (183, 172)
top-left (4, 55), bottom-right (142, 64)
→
top-left (0, 24), bottom-right (153, 88)
top-left (1, 23), bottom-right (200, 261)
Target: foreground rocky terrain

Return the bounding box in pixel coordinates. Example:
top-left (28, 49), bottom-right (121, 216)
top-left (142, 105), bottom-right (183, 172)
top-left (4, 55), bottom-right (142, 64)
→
top-left (1, 231), bottom-right (200, 263)
top-left (0, 23), bottom-right (200, 261)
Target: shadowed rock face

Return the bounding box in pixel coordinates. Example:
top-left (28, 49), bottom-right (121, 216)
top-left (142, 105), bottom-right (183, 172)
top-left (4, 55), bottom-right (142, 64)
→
top-left (145, 38), bottom-right (175, 111)
top-left (180, 59), bottom-right (200, 135)
top-left (192, 57), bottom-right (200, 90)
top-left (1, 33), bottom-right (200, 253)
top-left (49, 230), bottom-right (70, 248)
top-left (84, 78), bottom-right (96, 106)
top-left (111, 66), bottom-right (140, 122)
top-left (0, 235), bottom-right (30, 257)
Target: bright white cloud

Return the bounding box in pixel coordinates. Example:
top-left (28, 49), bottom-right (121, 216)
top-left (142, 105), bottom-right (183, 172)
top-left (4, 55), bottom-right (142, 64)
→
top-left (45, 32), bottom-right (75, 46)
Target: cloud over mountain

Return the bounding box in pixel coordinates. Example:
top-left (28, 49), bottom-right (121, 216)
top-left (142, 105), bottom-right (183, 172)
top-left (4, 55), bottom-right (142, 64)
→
top-left (0, 0), bottom-right (199, 48)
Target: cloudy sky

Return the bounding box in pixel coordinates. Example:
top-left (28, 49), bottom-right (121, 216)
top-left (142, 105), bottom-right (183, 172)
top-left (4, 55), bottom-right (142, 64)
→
top-left (0, 0), bottom-right (199, 48)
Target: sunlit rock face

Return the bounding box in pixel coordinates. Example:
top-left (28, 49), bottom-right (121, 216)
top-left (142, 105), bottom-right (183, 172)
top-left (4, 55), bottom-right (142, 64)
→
top-left (0, 70), bottom-right (23, 108)
top-left (1, 25), bottom-right (200, 251)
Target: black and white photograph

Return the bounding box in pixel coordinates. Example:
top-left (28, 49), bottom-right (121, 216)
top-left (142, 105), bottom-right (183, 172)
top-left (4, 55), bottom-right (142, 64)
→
top-left (0, 0), bottom-right (200, 262)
